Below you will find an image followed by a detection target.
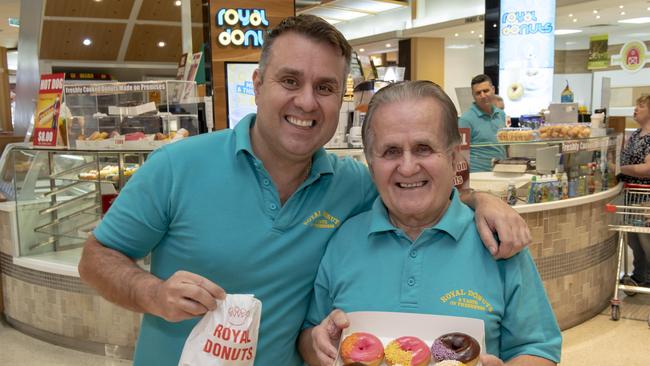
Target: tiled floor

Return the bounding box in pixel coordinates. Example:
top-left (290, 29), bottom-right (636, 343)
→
top-left (1, 301), bottom-right (649, 365)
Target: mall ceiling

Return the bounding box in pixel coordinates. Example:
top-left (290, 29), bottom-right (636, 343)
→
top-left (0, 0), bottom-right (648, 66)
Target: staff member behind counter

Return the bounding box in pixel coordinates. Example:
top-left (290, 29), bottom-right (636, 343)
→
top-left (459, 74), bottom-right (507, 172)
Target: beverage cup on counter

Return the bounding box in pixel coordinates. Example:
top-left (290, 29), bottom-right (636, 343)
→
top-left (590, 113), bottom-right (605, 129)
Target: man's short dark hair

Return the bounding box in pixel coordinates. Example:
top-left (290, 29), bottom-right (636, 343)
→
top-left (471, 74), bottom-right (493, 87)
top-left (258, 14), bottom-right (352, 79)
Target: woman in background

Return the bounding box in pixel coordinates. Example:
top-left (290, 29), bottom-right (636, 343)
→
top-left (619, 94), bottom-right (650, 287)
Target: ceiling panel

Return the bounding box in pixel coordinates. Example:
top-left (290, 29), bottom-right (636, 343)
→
top-left (40, 21), bottom-right (126, 60)
top-left (138, 0), bottom-right (204, 23)
top-left (44, 0), bottom-right (135, 19)
top-left (124, 24), bottom-right (204, 62)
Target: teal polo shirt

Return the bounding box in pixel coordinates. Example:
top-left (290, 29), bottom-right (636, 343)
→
top-left (94, 114), bottom-right (376, 366)
top-left (459, 103), bottom-right (506, 172)
top-left (305, 189), bottom-right (561, 363)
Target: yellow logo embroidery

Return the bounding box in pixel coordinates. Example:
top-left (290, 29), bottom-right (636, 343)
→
top-left (440, 289), bottom-right (493, 313)
top-left (303, 210), bottom-right (341, 229)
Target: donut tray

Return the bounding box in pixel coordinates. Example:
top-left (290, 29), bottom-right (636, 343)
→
top-left (335, 311), bottom-right (486, 366)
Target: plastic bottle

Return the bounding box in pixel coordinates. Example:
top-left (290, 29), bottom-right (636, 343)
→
top-left (561, 80), bottom-right (574, 103)
top-left (528, 176), bottom-right (538, 204)
top-left (568, 176), bottom-right (577, 198)
top-left (506, 181), bottom-right (518, 206)
top-left (561, 173), bottom-right (569, 199)
top-left (588, 164), bottom-right (596, 194)
top-left (577, 175), bottom-right (587, 196)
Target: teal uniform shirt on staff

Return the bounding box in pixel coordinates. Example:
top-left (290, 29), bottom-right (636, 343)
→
top-left (305, 189), bottom-right (561, 363)
top-left (459, 103), bottom-right (507, 172)
top-left (93, 114), bottom-right (377, 366)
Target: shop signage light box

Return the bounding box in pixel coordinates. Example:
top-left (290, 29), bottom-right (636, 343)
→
top-left (499, 0), bottom-right (556, 118)
top-left (225, 62), bottom-right (259, 129)
top-left (215, 8), bottom-right (270, 48)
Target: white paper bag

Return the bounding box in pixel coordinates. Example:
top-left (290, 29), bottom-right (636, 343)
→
top-left (179, 294), bottom-right (262, 366)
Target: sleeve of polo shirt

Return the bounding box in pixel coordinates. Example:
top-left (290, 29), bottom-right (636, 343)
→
top-left (93, 148), bottom-right (173, 259)
top-left (499, 249), bottom-right (562, 363)
top-left (303, 246), bottom-right (335, 329)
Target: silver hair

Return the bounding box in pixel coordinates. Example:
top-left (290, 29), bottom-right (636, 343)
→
top-left (362, 80), bottom-right (461, 162)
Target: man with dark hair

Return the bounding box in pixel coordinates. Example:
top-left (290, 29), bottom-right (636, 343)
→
top-left (79, 16), bottom-right (530, 365)
top-left (460, 74), bottom-right (507, 172)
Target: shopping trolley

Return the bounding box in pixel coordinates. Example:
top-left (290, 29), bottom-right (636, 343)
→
top-left (605, 183), bottom-right (650, 325)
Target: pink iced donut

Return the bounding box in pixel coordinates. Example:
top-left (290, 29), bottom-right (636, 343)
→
top-left (340, 332), bottom-right (384, 366)
top-left (384, 336), bottom-right (431, 366)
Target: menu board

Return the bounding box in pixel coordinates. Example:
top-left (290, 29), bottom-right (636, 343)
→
top-left (454, 128), bottom-right (470, 189)
top-left (499, 0), bottom-right (555, 118)
top-left (33, 73), bottom-right (66, 147)
top-left (225, 62), bottom-right (258, 129)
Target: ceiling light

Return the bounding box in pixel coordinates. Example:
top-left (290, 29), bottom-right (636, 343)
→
top-left (619, 5), bottom-right (624, 9)
top-left (647, 6), bottom-right (650, 11)
top-left (359, 48), bottom-right (365, 52)
top-left (596, 15), bottom-right (601, 19)
top-left (618, 17), bottom-right (650, 24)
top-left (454, 33), bottom-right (459, 37)
top-left (555, 29), bottom-right (583, 35)
top-left (627, 32), bottom-right (650, 37)
top-left (593, 10), bottom-right (598, 14)
top-left (478, 34), bottom-right (483, 38)
top-left (174, 0), bottom-right (182, 6)
top-left (470, 30), bottom-right (475, 34)
top-left (492, 23), bottom-right (497, 28)
top-left (385, 43), bottom-right (391, 48)
top-left (322, 18), bottom-right (340, 25)
top-left (620, 11), bottom-right (626, 15)
top-left (157, 41), bottom-right (166, 47)
top-left (304, 8), bottom-right (368, 22)
top-left (94, 0), bottom-right (102, 2)
top-left (446, 45), bottom-right (474, 49)
top-left (572, 18), bottom-right (578, 22)
top-left (568, 13), bottom-right (573, 17)
top-left (82, 38), bottom-right (92, 46)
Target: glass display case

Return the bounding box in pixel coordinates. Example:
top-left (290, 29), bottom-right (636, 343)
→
top-left (62, 80), bottom-right (199, 150)
top-left (8, 145), bottom-right (150, 258)
top-left (469, 133), bottom-right (622, 205)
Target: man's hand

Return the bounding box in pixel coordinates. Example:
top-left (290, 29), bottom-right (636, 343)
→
top-left (78, 236), bottom-right (225, 321)
top-left (151, 270), bottom-right (226, 322)
top-left (309, 309), bottom-right (350, 365)
top-left (472, 191), bottom-right (532, 259)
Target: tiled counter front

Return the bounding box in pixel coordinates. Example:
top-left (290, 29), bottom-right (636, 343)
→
top-left (0, 256), bottom-right (141, 359)
top-left (522, 195), bottom-right (618, 330)
top-left (0, 206), bottom-right (141, 359)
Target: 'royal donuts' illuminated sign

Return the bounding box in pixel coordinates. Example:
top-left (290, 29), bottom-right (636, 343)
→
top-left (216, 8), bottom-right (269, 48)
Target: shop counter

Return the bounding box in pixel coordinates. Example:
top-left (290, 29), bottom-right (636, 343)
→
top-left (0, 145), bottom-right (143, 359)
top-left (512, 183), bottom-right (623, 329)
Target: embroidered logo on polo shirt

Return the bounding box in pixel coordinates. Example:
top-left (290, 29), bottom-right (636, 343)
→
top-left (303, 210), bottom-right (340, 229)
top-left (440, 288), bottom-right (493, 313)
